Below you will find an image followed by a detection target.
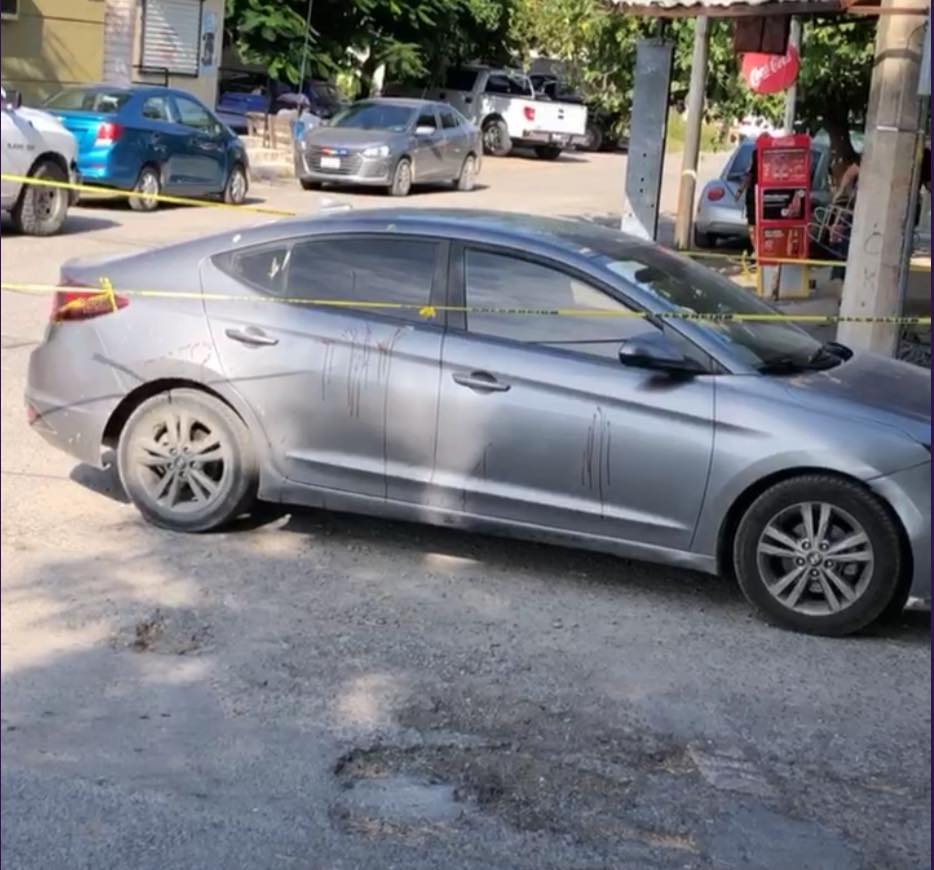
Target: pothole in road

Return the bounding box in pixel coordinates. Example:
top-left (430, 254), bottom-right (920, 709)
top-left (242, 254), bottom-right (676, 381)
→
top-left (113, 607), bottom-right (213, 655)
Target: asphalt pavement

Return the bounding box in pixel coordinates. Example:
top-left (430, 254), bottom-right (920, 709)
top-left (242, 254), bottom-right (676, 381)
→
top-left (1, 151), bottom-right (930, 869)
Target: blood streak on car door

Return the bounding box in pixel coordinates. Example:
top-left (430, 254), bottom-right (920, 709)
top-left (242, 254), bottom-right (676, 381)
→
top-left (201, 234), bottom-right (447, 498)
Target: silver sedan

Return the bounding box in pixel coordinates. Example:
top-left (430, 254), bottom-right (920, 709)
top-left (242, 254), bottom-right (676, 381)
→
top-left (294, 98), bottom-right (482, 196)
top-left (26, 210), bottom-right (930, 636)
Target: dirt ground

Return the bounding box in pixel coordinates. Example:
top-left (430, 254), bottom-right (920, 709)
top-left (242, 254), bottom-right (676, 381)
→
top-left (1, 150), bottom-right (930, 869)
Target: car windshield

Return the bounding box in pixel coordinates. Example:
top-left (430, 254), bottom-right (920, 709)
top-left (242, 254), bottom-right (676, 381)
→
top-left (600, 247), bottom-right (829, 370)
top-left (330, 102), bottom-right (413, 131)
top-left (45, 88), bottom-right (131, 113)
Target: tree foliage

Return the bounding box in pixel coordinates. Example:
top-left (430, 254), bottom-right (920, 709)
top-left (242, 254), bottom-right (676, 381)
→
top-left (225, 0), bottom-right (877, 160)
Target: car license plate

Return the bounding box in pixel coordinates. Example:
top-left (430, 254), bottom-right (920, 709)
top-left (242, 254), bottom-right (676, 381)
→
top-left (321, 156), bottom-right (341, 169)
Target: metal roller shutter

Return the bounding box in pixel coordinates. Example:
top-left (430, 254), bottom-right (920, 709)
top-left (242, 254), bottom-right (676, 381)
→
top-left (141, 0), bottom-right (203, 77)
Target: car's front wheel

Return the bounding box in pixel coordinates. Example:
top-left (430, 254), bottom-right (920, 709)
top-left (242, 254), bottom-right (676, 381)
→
top-left (117, 389), bottom-right (257, 532)
top-left (128, 165), bottom-right (161, 212)
top-left (389, 157), bottom-right (413, 197)
top-left (12, 159), bottom-right (69, 235)
top-left (733, 475), bottom-right (902, 636)
top-left (223, 163), bottom-right (248, 204)
top-left (454, 154), bottom-right (477, 191)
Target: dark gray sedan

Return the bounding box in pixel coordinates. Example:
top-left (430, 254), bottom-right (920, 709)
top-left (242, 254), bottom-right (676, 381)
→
top-left (294, 98), bottom-right (482, 196)
top-left (26, 210), bottom-right (930, 636)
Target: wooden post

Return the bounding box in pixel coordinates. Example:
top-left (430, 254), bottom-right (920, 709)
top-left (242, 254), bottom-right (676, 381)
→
top-left (673, 16), bottom-right (710, 250)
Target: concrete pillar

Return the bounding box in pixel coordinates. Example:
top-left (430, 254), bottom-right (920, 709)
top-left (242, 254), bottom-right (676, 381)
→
top-left (102, 0), bottom-right (136, 86)
top-left (836, 0), bottom-right (928, 354)
top-left (673, 16), bottom-right (710, 250)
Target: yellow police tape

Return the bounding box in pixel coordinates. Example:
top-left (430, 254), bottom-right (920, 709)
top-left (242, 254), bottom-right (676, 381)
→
top-left (6, 172), bottom-right (931, 275)
top-left (0, 172), bottom-right (295, 217)
top-left (2, 280), bottom-right (930, 326)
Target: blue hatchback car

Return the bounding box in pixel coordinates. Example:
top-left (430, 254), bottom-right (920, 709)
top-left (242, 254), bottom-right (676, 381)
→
top-left (43, 85), bottom-right (249, 211)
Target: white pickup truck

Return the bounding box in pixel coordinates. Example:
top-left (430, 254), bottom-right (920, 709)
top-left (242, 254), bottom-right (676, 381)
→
top-left (431, 67), bottom-right (587, 159)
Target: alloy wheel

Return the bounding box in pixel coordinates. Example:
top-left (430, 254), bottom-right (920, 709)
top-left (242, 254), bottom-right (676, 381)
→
top-left (134, 408), bottom-right (231, 513)
top-left (756, 501), bottom-right (875, 616)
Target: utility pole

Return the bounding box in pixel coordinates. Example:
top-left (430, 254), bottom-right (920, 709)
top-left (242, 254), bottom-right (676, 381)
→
top-left (297, 0), bottom-right (314, 90)
top-left (673, 16), bottom-right (710, 250)
top-left (837, 0), bottom-right (928, 354)
top-left (782, 18), bottom-right (801, 132)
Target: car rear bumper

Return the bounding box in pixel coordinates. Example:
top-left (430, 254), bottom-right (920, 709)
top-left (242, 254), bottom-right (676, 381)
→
top-left (25, 327), bottom-right (124, 467)
top-left (870, 460), bottom-right (931, 598)
top-left (517, 130), bottom-right (572, 146)
top-left (695, 202), bottom-right (748, 239)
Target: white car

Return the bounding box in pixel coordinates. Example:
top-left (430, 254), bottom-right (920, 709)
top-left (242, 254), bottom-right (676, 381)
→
top-left (431, 66), bottom-right (587, 159)
top-left (1, 86), bottom-right (79, 235)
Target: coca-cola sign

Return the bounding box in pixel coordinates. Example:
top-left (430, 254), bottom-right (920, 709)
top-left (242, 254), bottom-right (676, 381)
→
top-left (741, 44), bottom-right (800, 94)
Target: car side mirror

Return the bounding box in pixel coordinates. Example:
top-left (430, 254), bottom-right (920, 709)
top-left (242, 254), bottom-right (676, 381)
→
top-left (619, 332), bottom-right (705, 375)
top-left (415, 125), bottom-right (436, 137)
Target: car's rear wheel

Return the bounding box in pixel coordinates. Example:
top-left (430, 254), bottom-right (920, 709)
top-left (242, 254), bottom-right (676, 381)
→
top-left (129, 165), bottom-right (161, 212)
top-left (482, 119), bottom-right (511, 157)
top-left (12, 159), bottom-right (69, 236)
top-left (733, 475), bottom-right (902, 636)
top-left (223, 163), bottom-right (248, 204)
top-left (389, 157), bottom-right (412, 197)
top-left (454, 154), bottom-right (477, 191)
top-left (117, 389), bottom-right (257, 532)
top-left (582, 123), bottom-right (603, 152)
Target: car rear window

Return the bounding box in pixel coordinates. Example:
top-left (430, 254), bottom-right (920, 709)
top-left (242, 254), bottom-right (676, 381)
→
top-left (45, 89), bottom-right (131, 113)
top-left (443, 69), bottom-right (478, 91)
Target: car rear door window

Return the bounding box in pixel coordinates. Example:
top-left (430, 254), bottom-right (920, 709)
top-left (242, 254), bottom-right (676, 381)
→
top-left (281, 237), bottom-right (441, 322)
top-left (440, 110), bottom-right (459, 130)
top-left (174, 95), bottom-right (214, 131)
top-left (463, 249), bottom-right (645, 360)
top-left (416, 110), bottom-right (438, 132)
top-left (141, 95), bottom-right (174, 122)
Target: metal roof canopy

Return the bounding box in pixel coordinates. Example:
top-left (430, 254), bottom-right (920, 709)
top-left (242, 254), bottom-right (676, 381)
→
top-left (610, 0), bottom-right (920, 17)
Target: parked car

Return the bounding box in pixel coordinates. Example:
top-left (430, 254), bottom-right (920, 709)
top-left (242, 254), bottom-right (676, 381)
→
top-left (43, 85), bottom-right (249, 211)
top-left (1, 85), bottom-right (78, 235)
top-left (694, 139), bottom-right (832, 247)
top-left (294, 98), bottom-right (481, 196)
top-left (732, 114), bottom-right (778, 142)
top-left (431, 67), bottom-right (587, 159)
top-left (529, 73), bottom-right (623, 152)
top-left (215, 74), bottom-right (344, 133)
top-left (26, 209), bottom-right (930, 637)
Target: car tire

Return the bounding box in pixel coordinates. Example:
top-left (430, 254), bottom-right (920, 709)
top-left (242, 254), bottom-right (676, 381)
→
top-left (454, 154), bottom-right (477, 192)
top-left (389, 157), bottom-right (413, 197)
top-left (117, 388), bottom-right (257, 533)
top-left (300, 178), bottom-right (321, 191)
top-left (128, 165), bottom-right (161, 212)
top-left (12, 158), bottom-right (69, 236)
top-left (534, 145), bottom-right (563, 160)
top-left (482, 119), bottom-right (512, 157)
top-left (733, 475), bottom-right (902, 636)
top-left (693, 227), bottom-right (714, 248)
top-left (583, 124), bottom-right (603, 152)
top-left (223, 163), bottom-right (248, 204)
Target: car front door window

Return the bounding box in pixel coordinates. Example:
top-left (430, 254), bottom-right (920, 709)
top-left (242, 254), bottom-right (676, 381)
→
top-left (464, 249), bottom-right (650, 361)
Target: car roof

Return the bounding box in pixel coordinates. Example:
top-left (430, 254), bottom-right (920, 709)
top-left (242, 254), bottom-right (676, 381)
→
top-left (52, 83), bottom-right (190, 98)
top-left (354, 97), bottom-right (443, 110)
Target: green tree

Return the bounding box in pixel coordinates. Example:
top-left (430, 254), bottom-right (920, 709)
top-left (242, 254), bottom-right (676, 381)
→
top-left (795, 17), bottom-right (876, 168)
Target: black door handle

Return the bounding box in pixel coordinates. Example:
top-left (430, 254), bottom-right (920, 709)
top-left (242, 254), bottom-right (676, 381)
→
top-left (452, 371), bottom-right (510, 392)
top-left (225, 326), bottom-right (279, 346)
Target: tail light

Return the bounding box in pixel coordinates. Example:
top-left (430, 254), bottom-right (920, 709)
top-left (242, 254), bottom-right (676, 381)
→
top-left (51, 280), bottom-right (129, 322)
top-left (706, 186), bottom-right (725, 202)
top-left (523, 105), bottom-right (536, 122)
top-left (94, 121), bottom-right (123, 146)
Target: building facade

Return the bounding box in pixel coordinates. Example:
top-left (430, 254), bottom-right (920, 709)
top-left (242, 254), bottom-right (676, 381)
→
top-left (1, 0), bottom-right (225, 106)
